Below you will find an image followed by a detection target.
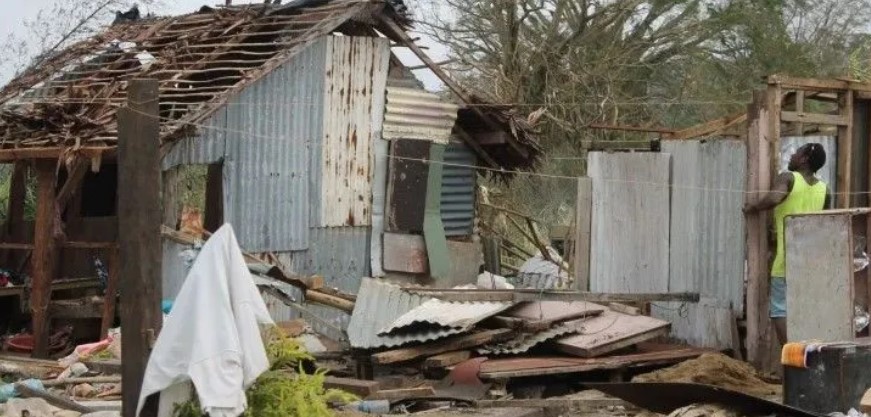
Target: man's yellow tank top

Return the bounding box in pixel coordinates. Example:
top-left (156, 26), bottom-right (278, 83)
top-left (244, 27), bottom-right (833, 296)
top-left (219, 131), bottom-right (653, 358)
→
top-left (771, 171), bottom-right (827, 277)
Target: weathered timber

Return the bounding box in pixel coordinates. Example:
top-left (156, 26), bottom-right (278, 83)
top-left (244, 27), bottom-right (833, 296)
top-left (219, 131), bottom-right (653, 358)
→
top-left (369, 386), bottom-right (436, 401)
top-left (401, 289), bottom-right (699, 303)
top-left (118, 78), bottom-right (163, 417)
top-left (371, 329), bottom-right (512, 365)
top-left (31, 160), bottom-right (58, 358)
top-left (423, 351), bottom-right (471, 369)
top-left (304, 290), bottom-right (354, 313)
top-left (323, 376), bottom-right (380, 398)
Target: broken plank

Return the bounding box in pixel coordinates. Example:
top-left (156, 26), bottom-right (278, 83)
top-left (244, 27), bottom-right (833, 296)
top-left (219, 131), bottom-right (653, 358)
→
top-left (503, 301), bottom-right (604, 324)
top-left (780, 111), bottom-right (848, 126)
top-left (607, 303), bottom-right (640, 316)
top-left (476, 398), bottom-right (634, 411)
top-left (369, 386), bottom-right (436, 401)
top-left (323, 376), bottom-right (380, 398)
top-left (304, 290), bottom-right (354, 313)
top-left (554, 310), bottom-right (670, 358)
top-left (424, 351), bottom-right (471, 369)
top-left (372, 329), bottom-right (512, 365)
top-left (402, 289), bottom-right (700, 303)
top-left (486, 316), bottom-right (551, 332)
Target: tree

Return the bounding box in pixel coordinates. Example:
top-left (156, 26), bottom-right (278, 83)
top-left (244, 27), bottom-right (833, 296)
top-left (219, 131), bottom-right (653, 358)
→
top-left (419, 0), bottom-right (871, 227)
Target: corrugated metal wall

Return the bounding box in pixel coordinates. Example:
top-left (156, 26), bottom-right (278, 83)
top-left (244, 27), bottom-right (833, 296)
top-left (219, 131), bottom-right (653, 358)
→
top-left (663, 139), bottom-right (746, 312)
top-left (588, 152), bottom-right (671, 293)
top-left (441, 141), bottom-right (476, 237)
top-left (780, 136), bottom-right (837, 193)
top-left (317, 36), bottom-right (390, 227)
top-left (160, 34), bottom-right (390, 340)
top-left (162, 38), bottom-right (329, 252)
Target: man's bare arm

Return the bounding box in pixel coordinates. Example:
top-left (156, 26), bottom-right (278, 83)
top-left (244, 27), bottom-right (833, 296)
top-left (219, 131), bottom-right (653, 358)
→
top-left (744, 172), bottom-right (792, 214)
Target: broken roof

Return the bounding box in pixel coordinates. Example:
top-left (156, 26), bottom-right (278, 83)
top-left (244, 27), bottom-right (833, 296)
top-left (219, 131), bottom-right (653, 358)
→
top-left (0, 0), bottom-right (541, 173)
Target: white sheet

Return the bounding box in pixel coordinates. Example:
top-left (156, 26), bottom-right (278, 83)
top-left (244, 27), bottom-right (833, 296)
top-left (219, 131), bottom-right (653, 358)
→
top-left (137, 224), bottom-right (274, 417)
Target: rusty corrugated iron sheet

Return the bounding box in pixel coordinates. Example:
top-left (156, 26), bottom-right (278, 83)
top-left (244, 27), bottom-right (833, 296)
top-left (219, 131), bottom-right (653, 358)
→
top-left (383, 87), bottom-right (458, 143)
top-left (317, 36), bottom-right (390, 227)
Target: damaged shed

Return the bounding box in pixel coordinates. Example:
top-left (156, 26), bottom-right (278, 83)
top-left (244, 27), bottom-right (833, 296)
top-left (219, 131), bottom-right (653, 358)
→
top-left (0, 0), bottom-right (541, 355)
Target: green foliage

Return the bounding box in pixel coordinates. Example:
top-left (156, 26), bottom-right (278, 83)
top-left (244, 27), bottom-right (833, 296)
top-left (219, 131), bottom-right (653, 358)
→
top-left (172, 326), bottom-right (355, 417)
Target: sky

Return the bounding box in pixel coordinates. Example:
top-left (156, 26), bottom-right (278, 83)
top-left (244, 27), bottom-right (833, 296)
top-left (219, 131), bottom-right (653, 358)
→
top-left (0, 0), bottom-right (448, 90)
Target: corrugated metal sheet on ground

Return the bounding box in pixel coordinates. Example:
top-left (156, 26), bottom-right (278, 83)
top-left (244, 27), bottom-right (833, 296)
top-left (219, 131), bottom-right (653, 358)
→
top-left (588, 152), bottom-right (671, 293)
top-left (348, 278), bottom-right (466, 349)
top-left (780, 136), bottom-right (837, 193)
top-left (379, 296), bottom-right (511, 335)
top-left (318, 36), bottom-right (390, 227)
top-left (383, 86), bottom-right (458, 143)
top-left (662, 139), bottom-right (745, 313)
top-left (478, 320), bottom-right (584, 355)
top-left (441, 141), bottom-right (476, 236)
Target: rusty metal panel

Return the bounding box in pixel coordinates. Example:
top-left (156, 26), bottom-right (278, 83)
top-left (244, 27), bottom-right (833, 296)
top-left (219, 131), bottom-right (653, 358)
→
top-left (387, 139), bottom-right (430, 232)
top-left (780, 136), bottom-right (837, 193)
top-left (383, 232), bottom-right (428, 273)
top-left (441, 141), bottom-right (476, 236)
top-left (588, 152), bottom-right (671, 293)
top-left (317, 36), bottom-right (390, 227)
top-left (383, 87), bottom-right (458, 143)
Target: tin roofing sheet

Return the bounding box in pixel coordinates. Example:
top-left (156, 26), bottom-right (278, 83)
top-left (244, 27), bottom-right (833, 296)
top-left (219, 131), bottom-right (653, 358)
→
top-left (478, 319), bottom-right (586, 355)
top-left (347, 277), bottom-right (465, 349)
top-left (383, 87), bottom-right (459, 144)
top-left (379, 295), bottom-right (511, 335)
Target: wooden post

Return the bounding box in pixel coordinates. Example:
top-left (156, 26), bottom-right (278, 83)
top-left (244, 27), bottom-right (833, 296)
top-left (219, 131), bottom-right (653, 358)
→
top-left (203, 163), bottom-right (223, 232)
top-left (100, 246), bottom-right (120, 338)
top-left (746, 90), bottom-right (776, 372)
top-left (31, 161), bottom-right (58, 358)
top-left (838, 89), bottom-right (854, 208)
top-left (574, 177), bottom-right (592, 291)
top-left (118, 78), bottom-right (162, 417)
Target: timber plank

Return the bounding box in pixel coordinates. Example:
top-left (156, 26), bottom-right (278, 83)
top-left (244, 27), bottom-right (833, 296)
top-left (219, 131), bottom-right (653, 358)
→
top-left (424, 351), bottom-right (471, 369)
top-left (371, 329), bottom-right (512, 365)
top-left (323, 376), bottom-right (380, 398)
top-left (553, 310), bottom-right (670, 358)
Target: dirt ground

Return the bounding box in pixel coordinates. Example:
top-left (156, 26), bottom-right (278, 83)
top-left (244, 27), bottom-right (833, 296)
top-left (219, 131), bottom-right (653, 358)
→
top-left (631, 353), bottom-right (781, 401)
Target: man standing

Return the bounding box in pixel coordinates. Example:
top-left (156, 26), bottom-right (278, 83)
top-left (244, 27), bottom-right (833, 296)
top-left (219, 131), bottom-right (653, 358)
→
top-left (744, 143), bottom-right (830, 345)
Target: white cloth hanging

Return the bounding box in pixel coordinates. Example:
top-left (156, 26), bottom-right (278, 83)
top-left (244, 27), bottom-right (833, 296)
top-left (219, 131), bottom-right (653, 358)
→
top-left (137, 224), bottom-right (274, 417)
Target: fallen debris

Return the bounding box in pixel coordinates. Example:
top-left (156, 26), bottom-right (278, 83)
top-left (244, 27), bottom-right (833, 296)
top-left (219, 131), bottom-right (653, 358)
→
top-left (372, 329), bottom-right (513, 365)
top-left (632, 353), bottom-right (781, 399)
top-left (369, 386), bottom-right (436, 401)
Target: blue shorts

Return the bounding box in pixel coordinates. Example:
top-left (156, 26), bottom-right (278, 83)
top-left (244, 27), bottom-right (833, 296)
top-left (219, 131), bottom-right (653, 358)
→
top-left (769, 276), bottom-right (786, 318)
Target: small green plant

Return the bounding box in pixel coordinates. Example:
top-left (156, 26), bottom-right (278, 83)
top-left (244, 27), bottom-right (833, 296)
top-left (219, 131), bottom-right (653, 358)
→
top-left (173, 326), bottom-right (356, 417)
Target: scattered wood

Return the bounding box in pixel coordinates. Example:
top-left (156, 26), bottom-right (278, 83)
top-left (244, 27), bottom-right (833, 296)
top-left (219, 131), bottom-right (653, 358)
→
top-left (0, 356), bottom-right (64, 379)
top-left (82, 360), bottom-right (121, 375)
top-left (402, 288), bottom-right (700, 303)
top-left (554, 309), bottom-right (670, 358)
top-left (304, 290), bottom-right (354, 313)
top-left (15, 382), bottom-right (96, 414)
top-left (323, 376), bottom-right (380, 398)
top-left (369, 386), bottom-right (436, 401)
top-left (423, 351), bottom-right (471, 369)
top-left (476, 398), bottom-right (634, 411)
top-left (42, 376), bottom-right (122, 387)
top-left (607, 303), bottom-right (640, 316)
top-left (504, 301), bottom-right (604, 324)
top-left (372, 329), bottom-right (513, 365)
top-left (485, 316), bottom-right (551, 332)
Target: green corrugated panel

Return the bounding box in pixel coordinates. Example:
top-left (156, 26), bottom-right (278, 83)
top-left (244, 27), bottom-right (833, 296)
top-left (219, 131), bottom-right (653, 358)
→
top-left (424, 143), bottom-right (451, 278)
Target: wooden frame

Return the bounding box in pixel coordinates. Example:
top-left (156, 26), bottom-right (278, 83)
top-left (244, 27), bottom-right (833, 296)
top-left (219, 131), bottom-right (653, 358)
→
top-left (745, 75), bottom-right (871, 372)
